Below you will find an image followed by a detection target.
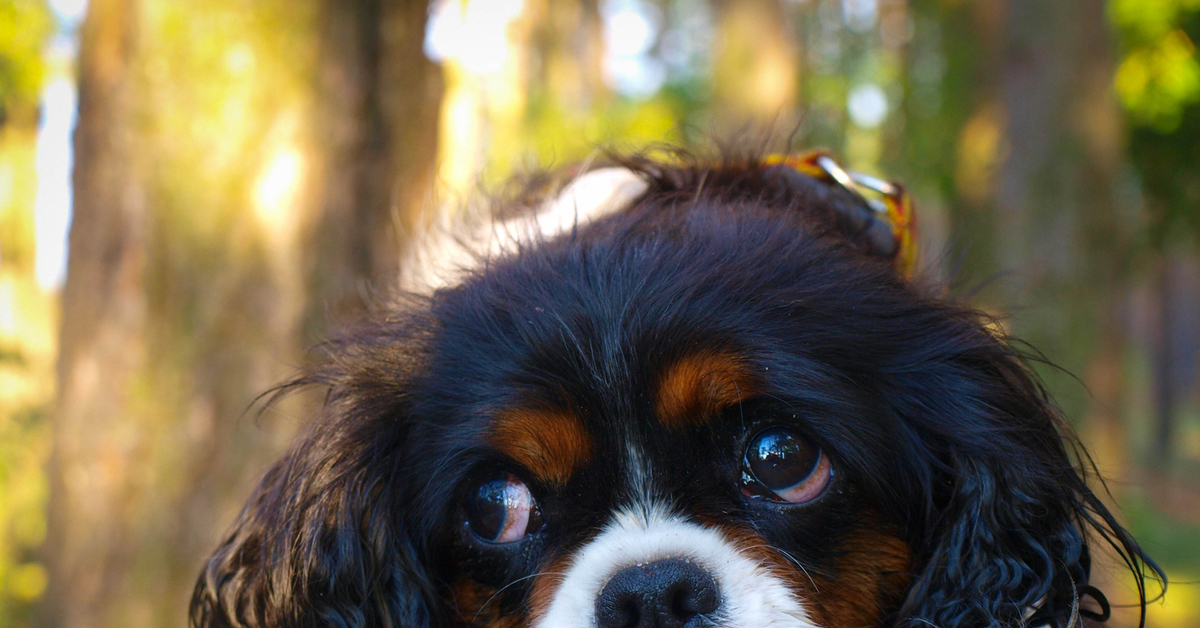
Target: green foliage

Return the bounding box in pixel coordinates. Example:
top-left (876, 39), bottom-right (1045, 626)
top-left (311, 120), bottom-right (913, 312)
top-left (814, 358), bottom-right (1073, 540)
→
top-left (1122, 489), bottom-right (1200, 573)
top-left (0, 0), bottom-right (54, 125)
top-left (0, 403), bottom-right (49, 627)
top-left (0, 266), bottom-right (54, 628)
top-left (1111, 0), bottom-right (1200, 244)
top-left (0, 126), bottom-right (52, 628)
top-left (896, 1), bottom-right (990, 215)
top-left (1115, 30), bottom-right (1200, 132)
top-left (1111, 0), bottom-right (1200, 132)
top-left (1128, 103), bottom-right (1200, 244)
top-left (1111, 0), bottom-right (1200, 45)
top-left (0, 128), bottom-right (37, 270)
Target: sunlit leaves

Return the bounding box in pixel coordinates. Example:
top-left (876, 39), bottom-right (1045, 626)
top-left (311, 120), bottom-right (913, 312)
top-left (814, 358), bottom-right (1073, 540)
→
top-left (1110, 0), bottom-right (1200, 43)
top-left (1111, 0), bottom-right (1200, 132)
top-left (139, 0), bottom-right (316, 252)
top-left (0, 245), bottom-right (55, 622)
top-left (0, 6), bottom-right (54, 625)
top-left (1116, 29), bottom-right (1200, 132)
top-left (0, 0), bottom-right (53, 124)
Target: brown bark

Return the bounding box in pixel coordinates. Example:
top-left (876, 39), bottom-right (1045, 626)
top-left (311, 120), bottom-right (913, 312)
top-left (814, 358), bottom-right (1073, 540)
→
top-left (1074, 0), bottom-right (1132, 475)
top-left (306, 0), bottom-right (442, 326)
top-left (994, 0), bottom-right (1074, 289)
top-left (993, 0), bottom-right (1134, 429)
top-left (40, 0), bottom-right (146, 626)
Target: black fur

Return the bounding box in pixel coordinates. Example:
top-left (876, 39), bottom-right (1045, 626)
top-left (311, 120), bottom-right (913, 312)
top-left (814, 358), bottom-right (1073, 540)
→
top-left (191, 154), bottom-right (1162, 628)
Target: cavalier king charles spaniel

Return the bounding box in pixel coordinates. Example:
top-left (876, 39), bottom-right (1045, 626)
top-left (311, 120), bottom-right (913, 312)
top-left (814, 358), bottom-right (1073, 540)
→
top-left (191, 152), bottom-right (1161, 628)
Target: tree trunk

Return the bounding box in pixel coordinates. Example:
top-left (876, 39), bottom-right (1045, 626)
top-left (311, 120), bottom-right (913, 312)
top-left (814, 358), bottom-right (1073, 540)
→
top-left (1074, 0), bottom-right (1132, 476)
top-left (40, 0), bottom-right (146, 625)
top-left (306, 0), bottom-right (441, 326)
top-left (40, 1), bottom-right (442, 626)
top-left (995, 0), bottom-right (1073, 296)
top-left (529, 0), bottom-right (609, 109)
top-left (1152, 253), bottom-right (1177, 467)
top-left (994, 0), bottom-right (1126, 425)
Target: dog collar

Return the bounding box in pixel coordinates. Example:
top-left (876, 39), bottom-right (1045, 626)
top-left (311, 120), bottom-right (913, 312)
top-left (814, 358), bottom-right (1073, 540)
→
top-left (763, 152), bottom-right (918, 277)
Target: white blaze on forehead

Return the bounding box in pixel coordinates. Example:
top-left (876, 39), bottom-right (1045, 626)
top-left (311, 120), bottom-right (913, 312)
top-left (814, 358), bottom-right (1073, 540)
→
top-left (401, 167), bottom-right (648, 293)
top-left (533, 502), bottom-right (818, 628)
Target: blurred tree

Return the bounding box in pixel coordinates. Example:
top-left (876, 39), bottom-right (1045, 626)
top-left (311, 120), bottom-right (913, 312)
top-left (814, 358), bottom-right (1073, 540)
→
top-left (991, 0), bottom-right (1102, 432)
top-left (895, 0), bottom-right (994, 236)
top-left (711, 0), bottom-right (797, 134)
top-left (1112, 0), bottom-right (1200, 467)
top-left (306, 0), bottom-right (442, 326)
top-left (897, 0), bottom-right (1135, 469)
top-left (40, 1), bottom-right (440, 626)
top-left (1071, 0), bottom-right (1134, 478)
top-left (40, 0), bottom-right (147, 626)
top-left (530, 0), bottom-right (608, 109)
top-left (431, 0), bottom-right (682, 194)
top-left (1000, 0), bottom-right (1132, 467)
top-left (899, 0), bottom-right (1130, 434)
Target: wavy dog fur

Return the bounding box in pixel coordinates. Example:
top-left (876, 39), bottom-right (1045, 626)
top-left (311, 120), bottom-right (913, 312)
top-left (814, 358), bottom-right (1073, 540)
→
top-left (191, 151), bottom-right (1163, 628)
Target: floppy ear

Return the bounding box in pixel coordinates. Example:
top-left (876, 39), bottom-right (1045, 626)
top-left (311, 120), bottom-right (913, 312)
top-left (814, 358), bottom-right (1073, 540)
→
top-left (898, 449), bottom-right (1087, 628)
top-left (190, 324), bottom-right (437, 628)
top-left (188, 412), bottom-right (434, 628)
top-left (891, 333), bottom-right (1159, 628)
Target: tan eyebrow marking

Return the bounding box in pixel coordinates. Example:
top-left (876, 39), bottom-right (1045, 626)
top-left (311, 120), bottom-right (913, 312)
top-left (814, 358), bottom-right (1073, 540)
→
top-left (489, 408), bottom-right (592, 485)
top-left (654, 350), bottom-right (759, 427)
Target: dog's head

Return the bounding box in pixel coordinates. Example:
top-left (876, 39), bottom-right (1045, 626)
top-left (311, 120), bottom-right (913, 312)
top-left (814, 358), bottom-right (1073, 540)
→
top-left (191, 154), bottom-right (1159, 628)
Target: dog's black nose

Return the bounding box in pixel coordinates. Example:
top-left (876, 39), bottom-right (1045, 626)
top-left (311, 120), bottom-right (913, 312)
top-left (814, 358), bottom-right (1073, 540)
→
top-left (594, 558), bottom-right (719, 628)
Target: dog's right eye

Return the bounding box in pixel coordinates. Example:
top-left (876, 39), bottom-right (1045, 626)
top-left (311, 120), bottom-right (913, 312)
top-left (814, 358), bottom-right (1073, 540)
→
top-left (465, 473), bottom-right (541, 543)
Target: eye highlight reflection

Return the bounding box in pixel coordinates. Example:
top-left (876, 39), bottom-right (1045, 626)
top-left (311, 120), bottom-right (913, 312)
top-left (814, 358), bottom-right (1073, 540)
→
top-left (742, 427), bottom-right (831, 504)
top-left (465, 473), bottom-right (540, 543)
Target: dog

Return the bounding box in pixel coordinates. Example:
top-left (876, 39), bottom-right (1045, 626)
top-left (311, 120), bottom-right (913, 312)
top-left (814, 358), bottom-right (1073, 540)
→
top-left (190, 151), bottom-right (1161, 628)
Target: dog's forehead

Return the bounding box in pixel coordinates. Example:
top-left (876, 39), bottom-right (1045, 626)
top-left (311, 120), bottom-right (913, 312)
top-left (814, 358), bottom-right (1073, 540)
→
top-left (418, 204), bottom-right (886, 491)
top-left (424, 269), bottom-right (781, 496)
top-left (473, 347), bottom-right (763, 489)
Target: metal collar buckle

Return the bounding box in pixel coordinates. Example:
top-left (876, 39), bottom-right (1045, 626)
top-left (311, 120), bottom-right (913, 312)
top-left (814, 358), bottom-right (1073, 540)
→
top-left (764, 152), bottom-right (918, 277)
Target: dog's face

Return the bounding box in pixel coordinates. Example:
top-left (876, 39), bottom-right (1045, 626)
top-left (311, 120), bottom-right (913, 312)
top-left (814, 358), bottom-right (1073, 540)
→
top-left (429, 219), bottom-right (916, 628)
top-left (192, 159), bottom-right (1154, 628)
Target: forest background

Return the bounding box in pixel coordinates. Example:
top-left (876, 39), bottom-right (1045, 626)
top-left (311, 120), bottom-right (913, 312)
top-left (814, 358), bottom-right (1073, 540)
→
top-left (0, 0), bottom-right (1199, 626)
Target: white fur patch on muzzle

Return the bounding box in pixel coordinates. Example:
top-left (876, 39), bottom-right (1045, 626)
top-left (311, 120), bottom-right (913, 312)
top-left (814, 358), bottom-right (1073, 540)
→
top-left (533, 504), bottom-right (818, 628)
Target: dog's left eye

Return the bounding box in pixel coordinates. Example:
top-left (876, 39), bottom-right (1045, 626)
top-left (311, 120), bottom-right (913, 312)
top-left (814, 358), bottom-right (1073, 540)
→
top-left (741, 427), bottom-right (831, 504)
top-left (465, 473), bottom-right (541, 543)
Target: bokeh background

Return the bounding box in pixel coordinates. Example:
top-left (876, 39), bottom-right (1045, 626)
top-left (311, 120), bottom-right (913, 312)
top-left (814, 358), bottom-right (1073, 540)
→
top-left (0, 0), bottom-right (1198, 626)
